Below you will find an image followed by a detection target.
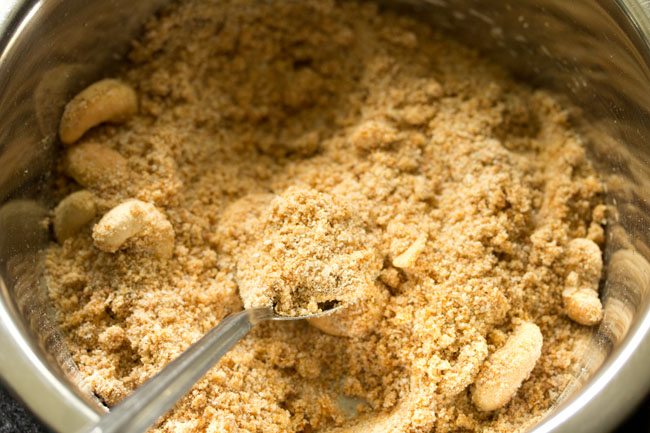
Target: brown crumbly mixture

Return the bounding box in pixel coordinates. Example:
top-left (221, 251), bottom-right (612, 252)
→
top-left (45, 1), bottom-right (605, 432)
top-left (225, 186), bottom-right (382, 316)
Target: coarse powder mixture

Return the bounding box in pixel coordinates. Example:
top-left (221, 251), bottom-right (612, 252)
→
top-left (229, 186), bottom-right (384, 317)
top-left (45, 0), bottom-right (607, 432)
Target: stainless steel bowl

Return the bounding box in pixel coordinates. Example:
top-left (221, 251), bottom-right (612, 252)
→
top-left (1, 1), bottom-right (649, 432)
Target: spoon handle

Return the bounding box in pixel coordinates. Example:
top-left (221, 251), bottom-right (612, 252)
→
top-left (85, 309), bottom-right (258, 433)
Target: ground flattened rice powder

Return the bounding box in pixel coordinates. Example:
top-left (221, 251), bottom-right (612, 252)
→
top-left (45, 1), bottom-right (606, 432)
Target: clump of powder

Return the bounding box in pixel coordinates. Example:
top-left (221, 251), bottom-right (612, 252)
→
top-left (233, 186), bottom-right (382, 316)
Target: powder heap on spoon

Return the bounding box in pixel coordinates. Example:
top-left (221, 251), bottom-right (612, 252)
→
top-left (223, 186), bottom-right (383, 317)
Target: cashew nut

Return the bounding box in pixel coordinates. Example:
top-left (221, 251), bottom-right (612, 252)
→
top-left (392, 233), bottom-right (427, 269)
top-left (472, 322), bottom-right (543, 411)
top-left (92, 199), bottom-right (174, 259)
top-left (59, 79), bottom-right (138, 145)
top-left (53, 190), bottom-right (97, 243)
top-left (440, 336), bottom-right (488, 397)
top-left (562, 238), bottom-right (604, 326)
top-left (64, 142), bottom-right (129, 189)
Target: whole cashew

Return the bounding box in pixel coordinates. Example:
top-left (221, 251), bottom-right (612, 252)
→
top-left (92, 199), bottom-right (174, 259)
top-left (64, 142), bottom-right (129, 189)
top-left (59, 79), bottom-right (138, 145)
top-left (53, 190), bottom-right (97, 243)
top-left (472, 322), bottom-right (543, 411)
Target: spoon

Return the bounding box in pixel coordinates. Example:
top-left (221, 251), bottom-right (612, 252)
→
top-left (84, 305), bottom-right (341, 433)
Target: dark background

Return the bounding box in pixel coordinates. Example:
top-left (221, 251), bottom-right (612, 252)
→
top-left (1, 382), bottom-right (648, 433)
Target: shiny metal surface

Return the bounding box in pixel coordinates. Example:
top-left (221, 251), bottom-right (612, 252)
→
top-left (0, 1), bottom-right (649, 433)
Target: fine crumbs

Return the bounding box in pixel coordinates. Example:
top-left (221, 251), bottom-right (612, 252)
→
top-left (46, 1), bottom-right (607, 432)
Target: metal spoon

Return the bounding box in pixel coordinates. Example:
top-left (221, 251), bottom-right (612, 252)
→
top-left (85, 305), bottom-right (341, 433)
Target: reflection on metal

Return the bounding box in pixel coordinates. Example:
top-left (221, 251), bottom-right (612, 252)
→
top-left (0, 0), bottom-right (649, 432)
top-left (0, 200), bottom-right (103, 432)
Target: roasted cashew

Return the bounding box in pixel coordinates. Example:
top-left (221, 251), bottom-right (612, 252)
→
top-left (53, 190), bottom-right (96, 243)
top-left (64, 142), bottom-right (129, 189)
top-left (59, 79), bottom-right (137, 145)
top-left (472, 322), bottom-right (543, 411)
top-left (92, 199), bottom-right (174, 259)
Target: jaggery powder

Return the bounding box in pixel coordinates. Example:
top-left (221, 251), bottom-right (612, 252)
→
top-left (45, 0), bottom-right (606, 432)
